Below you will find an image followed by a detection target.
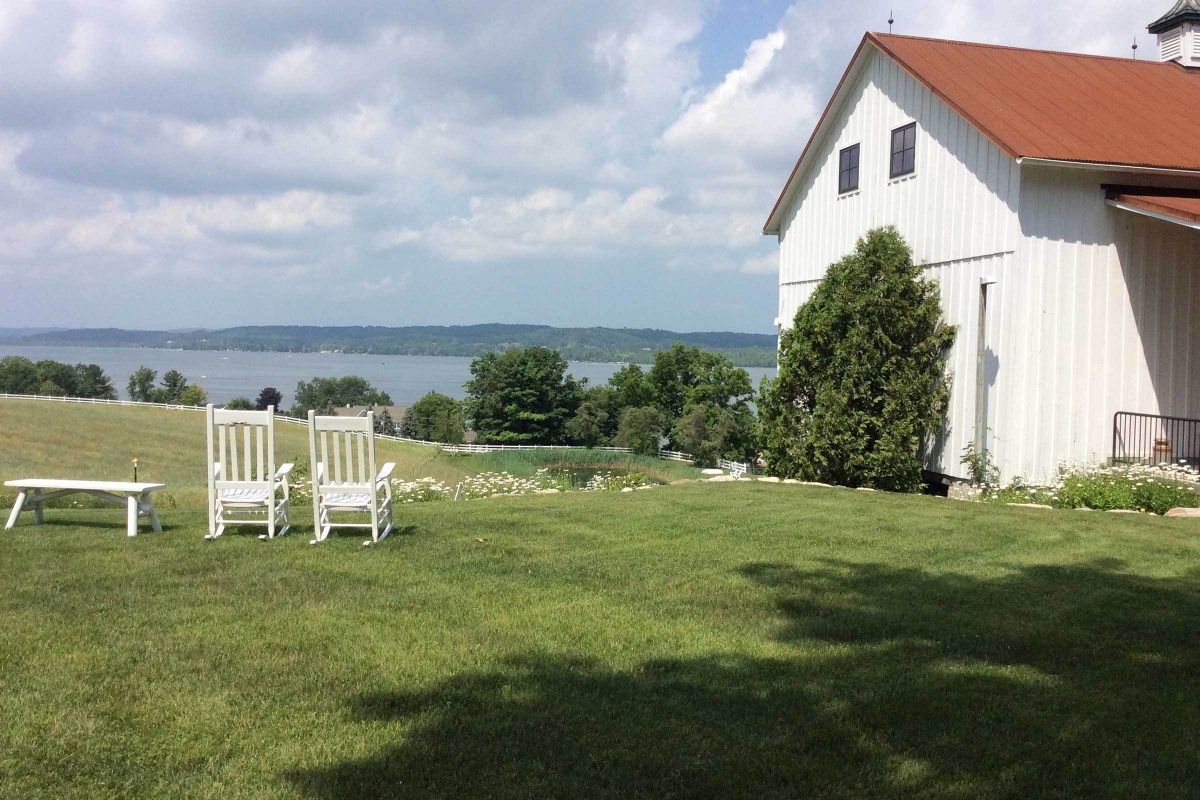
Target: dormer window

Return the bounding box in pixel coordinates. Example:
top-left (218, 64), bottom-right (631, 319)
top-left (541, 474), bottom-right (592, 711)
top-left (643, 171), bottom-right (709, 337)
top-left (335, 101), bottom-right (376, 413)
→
top-left (890, 123), bottom-right (916, 178)
top-left (838, 144), bottom-right (860, 194)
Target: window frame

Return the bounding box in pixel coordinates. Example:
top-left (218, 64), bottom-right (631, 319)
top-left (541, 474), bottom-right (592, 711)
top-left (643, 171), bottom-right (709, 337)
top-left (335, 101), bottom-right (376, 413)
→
top-left (889, 122), bottom-right (917, 179)
top-left (837, 143), bottom-right (861, 195)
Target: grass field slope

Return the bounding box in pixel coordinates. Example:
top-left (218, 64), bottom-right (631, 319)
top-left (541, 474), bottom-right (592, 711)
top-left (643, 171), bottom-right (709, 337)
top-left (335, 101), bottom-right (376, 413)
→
top-left (0, 399), bottom-right (699, 508)
top-left (1, 403), bottom-right (1199, 798)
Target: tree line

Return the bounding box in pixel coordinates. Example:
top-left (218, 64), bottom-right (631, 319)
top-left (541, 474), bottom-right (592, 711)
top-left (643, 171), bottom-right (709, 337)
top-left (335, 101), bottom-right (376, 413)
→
top-left (4, 229), bottom-right (953, 488)
top-left (0, 356), bottom-right (117, 399)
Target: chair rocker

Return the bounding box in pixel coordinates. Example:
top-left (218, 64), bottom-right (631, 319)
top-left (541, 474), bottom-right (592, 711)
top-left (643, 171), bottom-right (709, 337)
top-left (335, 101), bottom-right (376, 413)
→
top-left (205, 405), bottom-right (293, 540)
top-left (307, 410), bottom-right (395, 546)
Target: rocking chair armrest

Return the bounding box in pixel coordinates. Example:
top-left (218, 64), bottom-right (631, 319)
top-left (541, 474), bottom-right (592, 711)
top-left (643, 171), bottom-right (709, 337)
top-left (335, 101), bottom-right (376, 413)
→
top-left (274, 462), bottom-right (295, 480)
top-left (375, 462), bottom-right (396, 483)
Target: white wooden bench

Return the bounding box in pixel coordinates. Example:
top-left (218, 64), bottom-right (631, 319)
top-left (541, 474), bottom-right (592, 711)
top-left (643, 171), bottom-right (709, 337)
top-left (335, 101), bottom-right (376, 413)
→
top-left (4, 479), bottom-right (167, 538)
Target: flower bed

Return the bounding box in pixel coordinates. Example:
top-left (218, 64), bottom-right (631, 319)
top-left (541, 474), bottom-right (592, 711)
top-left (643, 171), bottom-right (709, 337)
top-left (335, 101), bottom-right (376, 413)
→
top-left (290, 465), bottom-right (655, 505)
top-left (979, 462), bottom-right (1200, 515)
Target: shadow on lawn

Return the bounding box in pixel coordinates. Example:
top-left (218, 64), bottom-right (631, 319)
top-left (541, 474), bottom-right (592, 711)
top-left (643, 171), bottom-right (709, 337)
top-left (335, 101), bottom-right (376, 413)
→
top-left (288, 560), bottom-right (1200, 799)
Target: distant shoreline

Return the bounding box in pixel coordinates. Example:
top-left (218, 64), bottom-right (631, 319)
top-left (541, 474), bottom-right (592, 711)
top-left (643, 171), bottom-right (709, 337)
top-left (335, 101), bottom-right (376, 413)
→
top-left (0, 324), bottom-right (780, 369)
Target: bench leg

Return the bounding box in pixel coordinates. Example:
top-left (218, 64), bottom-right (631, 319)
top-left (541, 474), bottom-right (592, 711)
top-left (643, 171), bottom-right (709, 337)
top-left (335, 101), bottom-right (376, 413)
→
top-left (33, 499), bottom-right (44, 524)
top-left (143, 493), bottom-right (162, 532)
top-left (126, 495), bottom-right (138, 538)
top-left (5, 491), bottom-right (27, 530)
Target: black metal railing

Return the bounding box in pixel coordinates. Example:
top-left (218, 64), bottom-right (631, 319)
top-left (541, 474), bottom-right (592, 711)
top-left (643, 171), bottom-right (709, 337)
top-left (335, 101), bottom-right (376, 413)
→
top-left (1112, 411), bottom-right (1200, 467)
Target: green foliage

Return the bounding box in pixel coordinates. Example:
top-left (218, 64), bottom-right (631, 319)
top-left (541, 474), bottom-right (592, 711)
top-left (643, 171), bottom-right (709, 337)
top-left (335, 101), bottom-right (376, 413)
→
top-left (399, 408), bottom-right (420, 439)
top-left (0, 356), bottom-right (115, 399)
top-left (648, 344), bottom-right (754, 451)
top-left (254, 387), bottom-right (283, 411)
top-left (374, 408), bottom-right (398, 437)
top-left (670, 403), bottom-right (756, 467)
top-left (960, 440), bottom-right (999, 487)
top-left (291, 375), bottom-right (392, 416)
top-left (127, 366), bottom-right (202, 405)
top-left (987, 466), bottom-right (1199, 515)
top-left (613, 406), bottom-right (666, 456)
top-left (759, 227), bottom-right (957, 491)
top-left (177, 385), bottom-right (207, 407)
top-left (159, 370), bottom-right (189, 403)
top-left (223, 397), bottom-right (255, 410)
top-left (565, 401), bottom-right (609, 448)
top-left (465, 347), bottom-right (583, 445)
top-left (407, 392), bottom-right (465, 444)
top-left (127, 367), bottom-right (157, 402)
top-left (74, 364), bottom-right (117, 399)
top-left (582, 364), bottom-right (655, 442)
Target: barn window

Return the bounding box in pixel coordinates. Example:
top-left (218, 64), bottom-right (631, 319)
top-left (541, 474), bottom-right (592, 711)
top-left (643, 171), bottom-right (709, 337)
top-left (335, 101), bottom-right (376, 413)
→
top-left (838, 144), bottom-right (860, 194)
top-left (890, 122), bottom-right (916, 178)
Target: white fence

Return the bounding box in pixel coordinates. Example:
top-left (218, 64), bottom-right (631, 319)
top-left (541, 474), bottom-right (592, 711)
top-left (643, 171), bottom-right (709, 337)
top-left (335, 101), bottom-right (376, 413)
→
top-left (440, 443), bottom-right (633, 454)
top-left (0, 393), bottom-right (206, 412)
top-left (0, 393), bottom-right (712, 465)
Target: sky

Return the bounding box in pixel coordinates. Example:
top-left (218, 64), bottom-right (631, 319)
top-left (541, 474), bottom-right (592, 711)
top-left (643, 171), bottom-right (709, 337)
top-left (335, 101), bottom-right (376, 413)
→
top-left (0, 0), bottom-right (1155, 333)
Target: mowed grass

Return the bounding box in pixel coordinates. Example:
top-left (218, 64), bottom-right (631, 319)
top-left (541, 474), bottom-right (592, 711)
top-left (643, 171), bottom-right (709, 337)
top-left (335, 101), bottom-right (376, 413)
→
top-left (0, 400), bottom-right (698, 508)
top-left (1, 479), bottom-right (1199, 798)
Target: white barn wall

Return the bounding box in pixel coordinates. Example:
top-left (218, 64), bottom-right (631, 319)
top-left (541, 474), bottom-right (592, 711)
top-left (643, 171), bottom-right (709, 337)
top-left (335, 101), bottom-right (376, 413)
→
top-left (776, 46), bottom-right (1022, 479)
top-left (1010, 166), bottom-right (1200, 482)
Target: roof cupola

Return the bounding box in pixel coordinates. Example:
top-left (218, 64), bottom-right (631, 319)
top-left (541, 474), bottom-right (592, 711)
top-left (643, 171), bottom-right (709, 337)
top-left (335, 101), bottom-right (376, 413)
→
top-left (1150, 1), bottom-right (1200, 67)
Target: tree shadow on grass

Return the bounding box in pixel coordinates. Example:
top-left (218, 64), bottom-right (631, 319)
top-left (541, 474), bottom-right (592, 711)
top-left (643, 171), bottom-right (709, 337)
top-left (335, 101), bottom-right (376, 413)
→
top-left (287, 560), bottom-right (1200, 799)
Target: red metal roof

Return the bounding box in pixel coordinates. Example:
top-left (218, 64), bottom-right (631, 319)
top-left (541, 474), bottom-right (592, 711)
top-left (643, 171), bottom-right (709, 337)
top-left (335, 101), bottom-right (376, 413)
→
top-left (1105, 186), bottom-right (1200, 227)
top-left (764, 33), bottom-right (1200, 233)
top-left (870, 33), bottom-right (1200, 171)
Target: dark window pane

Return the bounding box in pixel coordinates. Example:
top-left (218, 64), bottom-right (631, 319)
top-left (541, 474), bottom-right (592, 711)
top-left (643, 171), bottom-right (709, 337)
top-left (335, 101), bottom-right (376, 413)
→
top-left (892, 129), bottom-right (904, 152)
top-left (849, 146), bottom-right (859, 169)
top-left (892, 153), bottom-right (904, 177)
top-left (840, 149), bottom-right (849, 170)
top-left (904, 124), bottom-right (916, 148)
top-left (848, 167), bottom-right (858, 188)
top-left (903, 149), bottom-right (915, 174)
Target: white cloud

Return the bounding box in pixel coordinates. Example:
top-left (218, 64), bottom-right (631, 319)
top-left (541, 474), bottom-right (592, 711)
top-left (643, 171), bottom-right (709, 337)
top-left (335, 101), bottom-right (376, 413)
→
top-left (740, 252), bottom-right (777, 275)
top-left (0, 0), bottom-right (1159, 330)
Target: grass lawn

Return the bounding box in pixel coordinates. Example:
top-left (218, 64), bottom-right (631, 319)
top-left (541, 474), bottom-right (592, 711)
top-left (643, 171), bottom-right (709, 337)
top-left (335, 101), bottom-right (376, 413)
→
top-left (1, 479), bottom-right (1198, 798)
top-left (0, 400), bottom-right (699, 509)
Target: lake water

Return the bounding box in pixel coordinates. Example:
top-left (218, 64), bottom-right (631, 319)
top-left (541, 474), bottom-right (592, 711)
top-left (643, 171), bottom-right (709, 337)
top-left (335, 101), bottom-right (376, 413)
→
top-left (0, 345), bottom-right (776, 406)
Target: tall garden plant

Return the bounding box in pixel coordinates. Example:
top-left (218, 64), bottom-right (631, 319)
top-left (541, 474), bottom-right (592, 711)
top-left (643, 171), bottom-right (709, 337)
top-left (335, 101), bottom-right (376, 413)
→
top-left (759, 227), bottom-right (956, 491)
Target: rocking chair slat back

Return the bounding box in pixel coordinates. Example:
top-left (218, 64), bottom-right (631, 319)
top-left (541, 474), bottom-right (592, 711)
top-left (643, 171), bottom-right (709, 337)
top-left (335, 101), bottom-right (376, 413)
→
top-left (208, 406), bottom-right (274, 484)
top-left (309, 412), bottom-right (376, 488)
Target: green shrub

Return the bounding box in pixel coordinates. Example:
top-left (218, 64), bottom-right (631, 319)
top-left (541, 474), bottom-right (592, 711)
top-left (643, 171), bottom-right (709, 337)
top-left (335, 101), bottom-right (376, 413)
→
top-left (759, 227), bottom-right (957, 491)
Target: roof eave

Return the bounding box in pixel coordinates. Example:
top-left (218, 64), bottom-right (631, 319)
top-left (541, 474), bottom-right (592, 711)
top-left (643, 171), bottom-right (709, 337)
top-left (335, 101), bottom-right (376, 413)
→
top-left (1149, 12), bottom-right (1200, 34)
top-left (1017, 156), bottom-right (1200, 177)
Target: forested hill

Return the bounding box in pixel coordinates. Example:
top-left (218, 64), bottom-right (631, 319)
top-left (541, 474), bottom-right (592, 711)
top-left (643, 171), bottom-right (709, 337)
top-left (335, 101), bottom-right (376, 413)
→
top-left (1, 324), bottom-right (778, 367)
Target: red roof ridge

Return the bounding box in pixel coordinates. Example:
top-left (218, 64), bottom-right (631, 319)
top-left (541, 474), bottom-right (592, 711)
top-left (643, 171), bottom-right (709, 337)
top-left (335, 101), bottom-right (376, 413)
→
top-left (869, 31), bottom-right (1162, 67)
top-left (763, 31), bottom-right (1200, 235)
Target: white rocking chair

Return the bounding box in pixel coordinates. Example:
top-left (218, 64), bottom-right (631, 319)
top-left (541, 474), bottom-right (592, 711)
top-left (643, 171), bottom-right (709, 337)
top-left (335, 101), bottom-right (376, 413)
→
top-left (307, 410), bottom-right (395, 546)
top-left (205, 405), bottom-right (293, 540)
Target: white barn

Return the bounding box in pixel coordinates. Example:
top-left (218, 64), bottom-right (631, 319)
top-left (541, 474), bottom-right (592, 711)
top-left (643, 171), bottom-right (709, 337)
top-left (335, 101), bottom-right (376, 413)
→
top-left (764, 3), bottom-right (1200, 484)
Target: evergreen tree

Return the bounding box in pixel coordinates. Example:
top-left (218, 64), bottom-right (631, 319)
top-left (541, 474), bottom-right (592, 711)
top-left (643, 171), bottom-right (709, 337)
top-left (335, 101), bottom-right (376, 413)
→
top-left (399, 408), bottom-right (420, 439)
top-left (759, 227), bottom-right (956, 491)
top-left (255, 386), bottom-right (284, 411)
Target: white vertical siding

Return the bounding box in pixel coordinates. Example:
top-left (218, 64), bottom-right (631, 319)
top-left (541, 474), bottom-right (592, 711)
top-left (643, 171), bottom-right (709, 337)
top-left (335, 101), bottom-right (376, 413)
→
top-left (775, 46), bottom-right (1021, 480)
top-left (1008, 166), bottom-right (1200, 482)
top-left (776, 48), bottom-right (1021, 296)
